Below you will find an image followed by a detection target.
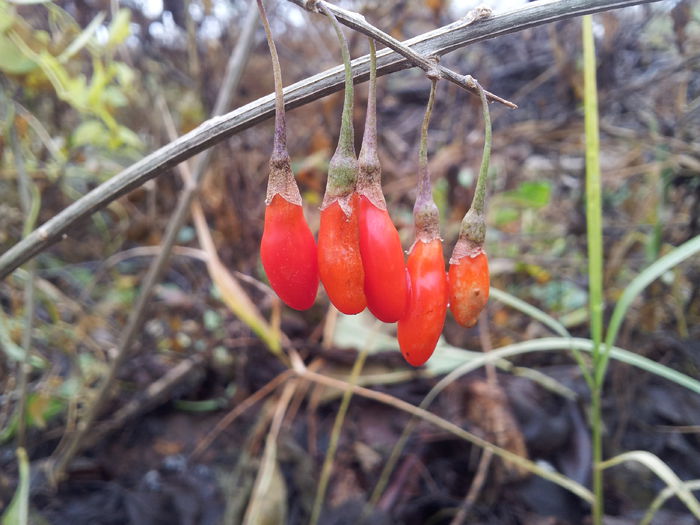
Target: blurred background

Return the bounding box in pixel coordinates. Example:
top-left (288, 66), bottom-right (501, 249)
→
top-left (0, 0), bottom-right (699, 523)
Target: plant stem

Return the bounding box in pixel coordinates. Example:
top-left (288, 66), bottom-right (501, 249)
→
top-left (319, 1), bottom-right (358, 208)
top-left (357, 39), bottom-right (386, 209)
top-left (454, 80), bottom-right (491, 250)
top-left (9, 123), bottom-right (37, 451)
top-left (471, 81), bottom-right (492, 217)
top-left (320, 2), bottom-right (354, 159)
top-left (257, 0), bottom-right (287, 160)
top-left (414, 77), bottom-right (440, 242)
top-left (416, 77), bottom-right (437, 207)
top-left (582, 13), bottom-right (605, 525)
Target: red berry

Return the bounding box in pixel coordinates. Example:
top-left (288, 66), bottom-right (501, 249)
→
top-left (261, 194), bottom-right (319, 310)
top-left (448, 249), bottom-right (489, 328)
top-left (398, 239), bottom-right (448, 366)
top-left (318, 194), bottom-right (366, 314)
top-left (358, 195), bottom-right (408, 322)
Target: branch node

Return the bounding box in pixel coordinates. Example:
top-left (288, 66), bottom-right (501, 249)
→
top-left (460, 6), bottom-right (493, 25)
top-left (303, 0), bottom-right (320, 12)
top-left (426, 57), bottom-right (441, 81)
top-left (464, 74), bottom-right (477, 90)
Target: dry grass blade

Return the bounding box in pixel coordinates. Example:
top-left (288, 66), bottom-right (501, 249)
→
top-left (190, 200), bottom-right (282, 356)
top-left (288, 350), bottom-right (594, 505)
top-left (159, 94), bottom-right (283, 357)
top-left (243, 380), bottom-right (297, 525)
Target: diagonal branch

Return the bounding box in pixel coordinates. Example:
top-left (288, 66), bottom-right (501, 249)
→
top-left (0, 0), bottom-right (659, 279)
top-left (289, 0), bottom-right (515, 108)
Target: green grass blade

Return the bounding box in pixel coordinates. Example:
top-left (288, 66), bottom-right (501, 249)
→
top-left (641, 479), bottom-right (700, 525)
top-left (1, 447), bottom-right (30, 525)
top-left (600, 234), bottom-right (700, 383)
top-left (489, 287), bottom-right (570, 337)
top-left (601, 451), bottom-right (700, 520)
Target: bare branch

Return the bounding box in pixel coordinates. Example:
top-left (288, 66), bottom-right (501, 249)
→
top-left (0, 0), bottom-right (659, 279)
top-left (290, 0), bottom-right (516, 108)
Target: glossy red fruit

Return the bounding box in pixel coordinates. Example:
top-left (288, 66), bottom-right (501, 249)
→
top-left (397, 239), bottom-right (448, 366)
top-left (261, 194), bottom-right (319, 310)
top-left (448, 250), bottom-right (489, 328)
top-left (318, 195), bottom-right (366, 314)
top-left (358, 195), bottom-right (408, 322)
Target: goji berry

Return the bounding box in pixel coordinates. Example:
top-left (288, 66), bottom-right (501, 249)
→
top-left (318, 195), bottom-right (366, 314)
top-left (317, 11), bottom-right (366, 315)
top-left (358, 195), bottom-right (408, 322)
top-left (398, 238), bottom-right (448, 366)
top-left (356, 39), bottom-right (408, 323)
top-left (448, 248), bottom-right (489, 328)
top-left (261, 194), bottom-right (319, 310)
top-left (257, 0), bottom-right (318, 310)
top-left (398, 77), bottom-right (447, 365)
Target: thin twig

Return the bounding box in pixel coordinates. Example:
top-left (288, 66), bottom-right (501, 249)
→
top-left (0, 0), bottom-right (660, 279)
top-left (243, 379), bottom-right (298, 525)
top-left (291, 0), bottom-right (512, 107)
top-left (287, 349), bottom-right (594, 504)
top-left (9, 122), bottom-right (38, 450)
top-left (450, 311), bottom-right (495, 525)
top-left (190, 369), bottom-right (293, 461)
top-left (309, 321), bottom-right (380, 525)
top-left (46, 0), bottom-right (260, 484)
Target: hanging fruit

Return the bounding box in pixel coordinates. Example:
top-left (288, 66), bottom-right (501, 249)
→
top-left (316, 5), bottom-right (366, 315)
top-left (258, 0), bottom-right (319, 311)
top-left (448, 81), bottom-right (492, 327)
top-left (357, 39), bottom-right (409, 324)
top-left (398, 77), bottom-right (448, 366)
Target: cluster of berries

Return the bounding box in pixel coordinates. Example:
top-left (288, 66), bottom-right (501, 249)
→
top-left (258, 1), bottom-right (490, 367)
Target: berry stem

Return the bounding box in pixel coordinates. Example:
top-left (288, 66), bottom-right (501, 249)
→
top-left (257, 0), bottom-right (287, 161)
top-left (357, 38), bottom-right (386, 209)
top-left (319, 2), bottom-right (358, 212)
top-left (471, 80), bottom-right (492, 217)
top-left (455, 80), bottom-right (492, 250)
top-left (257, 0), bottom-right (302, 205)
top-left (320, 2), bottom-right (355, 160)
top-left (414, 77), bottom-right (440, 243)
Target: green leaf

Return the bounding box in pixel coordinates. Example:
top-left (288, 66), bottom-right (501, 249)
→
top-left (501, 181), bottom-right (552, 208)
top-left (1, 447), bottom-right (30, 525)
top-left (0, 35), bottom-right (36, 74)
top-left (106, 8), bottom-right (131, 48)
top-left (72, 119), bottom-right (110, 147)
top-left (493, 207), bottom-right (519, 226)
top-left (115, 124), bottom-right (142, 148)
top-left (57, 11), bottom-right (106, 62)
top-left (0, 3), bottom-right (16, 32)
